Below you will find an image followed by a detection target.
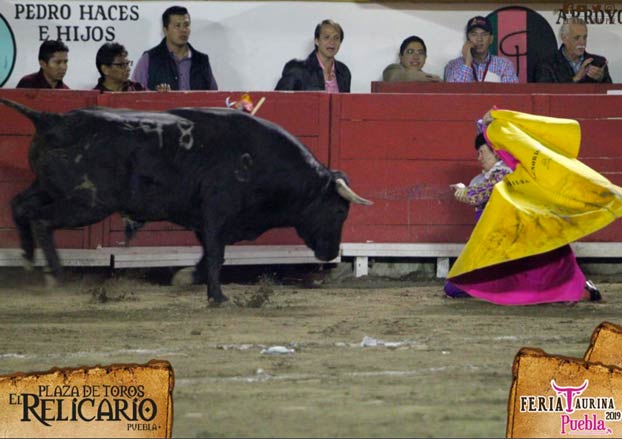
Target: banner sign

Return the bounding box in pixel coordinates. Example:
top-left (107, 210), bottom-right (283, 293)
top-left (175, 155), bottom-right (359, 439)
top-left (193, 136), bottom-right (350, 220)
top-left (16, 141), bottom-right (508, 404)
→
top-left (507, 322), bottom-right (622, 438)
top-left (0, 1), bottom-right (620, 92)
top-left (0, 360), bottom-right (174, 438)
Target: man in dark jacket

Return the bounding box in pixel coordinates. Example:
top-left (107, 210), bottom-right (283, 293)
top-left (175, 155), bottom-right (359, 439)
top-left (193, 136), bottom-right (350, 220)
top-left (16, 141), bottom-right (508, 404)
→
top-left (132, 5), bottom-right (217, 91)
top-left (275, 19), bottom-right (351, 92)
top-left (17, 40), bottom-right (70, 89)
top-left (534, 17), bottom-right (611, 83)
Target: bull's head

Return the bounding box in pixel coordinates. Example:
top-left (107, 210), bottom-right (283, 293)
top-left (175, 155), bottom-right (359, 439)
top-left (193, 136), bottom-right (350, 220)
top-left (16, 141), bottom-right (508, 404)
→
top-left (297, 172), bottom-right (372, 261)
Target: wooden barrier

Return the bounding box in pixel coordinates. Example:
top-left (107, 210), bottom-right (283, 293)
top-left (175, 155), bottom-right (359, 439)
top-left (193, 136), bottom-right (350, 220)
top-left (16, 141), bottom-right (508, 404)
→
top-left (0, 245), bottom-right (340, 268)
top-left (1, 89), bottom-right (622, 274)
top-left (332, 92), bottom-right (534, 243)
top-left (332, 92), bottom-right (622, 244)
top-left (331, 91), bottom-right (622, 276)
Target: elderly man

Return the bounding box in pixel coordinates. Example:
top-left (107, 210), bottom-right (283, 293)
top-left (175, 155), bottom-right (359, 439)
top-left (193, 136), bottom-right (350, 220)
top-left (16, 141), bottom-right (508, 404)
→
top-left (444, 15), bottom-right (518, 83)
top-left (132, 5), bottom-right (218, 91)
top-left (534, 17), bottom-right (611, 83)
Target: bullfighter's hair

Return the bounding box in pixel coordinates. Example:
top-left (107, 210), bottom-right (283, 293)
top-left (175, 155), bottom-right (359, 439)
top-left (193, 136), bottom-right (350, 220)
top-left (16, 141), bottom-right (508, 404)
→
top-left (475, 132), bottom-right (488, 150)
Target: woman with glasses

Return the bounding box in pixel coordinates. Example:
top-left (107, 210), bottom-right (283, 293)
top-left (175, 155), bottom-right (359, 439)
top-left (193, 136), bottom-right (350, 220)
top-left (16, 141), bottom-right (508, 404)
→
top-left (382, 35), bottom-right (441, 82)
top-left (94, 42), bottom-right (144, 92)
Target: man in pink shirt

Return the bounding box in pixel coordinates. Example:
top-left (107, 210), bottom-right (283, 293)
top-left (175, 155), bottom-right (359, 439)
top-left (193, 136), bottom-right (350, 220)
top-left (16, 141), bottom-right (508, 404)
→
top-left (275, 19), bottom-right (351, 92)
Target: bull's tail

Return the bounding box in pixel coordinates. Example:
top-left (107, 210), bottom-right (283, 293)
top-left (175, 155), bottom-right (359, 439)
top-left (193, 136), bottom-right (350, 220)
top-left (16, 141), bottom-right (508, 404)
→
top-left (0, 98), bottom-right (43, 123)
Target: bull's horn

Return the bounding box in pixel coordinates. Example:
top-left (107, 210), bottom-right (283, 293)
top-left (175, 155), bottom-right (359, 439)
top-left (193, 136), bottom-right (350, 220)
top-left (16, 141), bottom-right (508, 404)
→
top-left (335, 178), bottom-right (373, 205)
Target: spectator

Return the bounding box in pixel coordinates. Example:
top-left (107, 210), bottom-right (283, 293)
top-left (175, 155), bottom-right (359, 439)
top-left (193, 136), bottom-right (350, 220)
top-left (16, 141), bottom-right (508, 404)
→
top-left (132, 5), bottom-right (218, 91)
top-left (444, 16), bottom-right (518, 83)
top-left (534, 17), bottom-right (611, 83)
top-left (382, 35), bottom-right (441, 82)
top-left (275, 19), bottom-right (351, 92)
top-left (16, 40), bottom-right (69, 89)
top-left (445, 113), bottom-right (602, 305)
top-left (94, 43), bottom-right (144, 92)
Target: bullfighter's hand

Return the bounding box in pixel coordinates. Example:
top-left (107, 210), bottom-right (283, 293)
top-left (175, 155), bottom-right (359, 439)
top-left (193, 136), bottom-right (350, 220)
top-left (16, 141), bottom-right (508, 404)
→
top-left (453, 187), bottom-right (469, 203)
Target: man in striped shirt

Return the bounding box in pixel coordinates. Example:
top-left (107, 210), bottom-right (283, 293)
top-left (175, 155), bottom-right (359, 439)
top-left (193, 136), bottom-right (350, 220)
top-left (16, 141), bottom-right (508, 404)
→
top-left (444, 16), bottom-right (518, 83)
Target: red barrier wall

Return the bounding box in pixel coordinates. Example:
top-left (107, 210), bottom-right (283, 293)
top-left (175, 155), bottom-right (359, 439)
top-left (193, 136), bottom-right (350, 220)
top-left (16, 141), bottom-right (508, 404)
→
top-left (1, 89), bottom-right (621, 252)
top-left (333, 92), bottom-right (622, 243)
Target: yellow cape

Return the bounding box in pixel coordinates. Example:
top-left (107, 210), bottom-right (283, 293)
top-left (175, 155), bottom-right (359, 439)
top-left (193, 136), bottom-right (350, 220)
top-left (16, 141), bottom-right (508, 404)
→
top-left (448, 109), bottom-right (622, 278)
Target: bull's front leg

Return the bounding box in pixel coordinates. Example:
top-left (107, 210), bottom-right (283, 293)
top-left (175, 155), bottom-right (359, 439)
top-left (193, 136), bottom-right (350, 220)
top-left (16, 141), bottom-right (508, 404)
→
top-left (196, 231), bottom-right (228, 304)
top-left (10, 183), bottom-right (45, 269)
top-left (192, 230), bottom-right (208, 284)
top-left (31, 220), bottom-right (63, 285)
top-left (29, 198), bottom-right (113, 285)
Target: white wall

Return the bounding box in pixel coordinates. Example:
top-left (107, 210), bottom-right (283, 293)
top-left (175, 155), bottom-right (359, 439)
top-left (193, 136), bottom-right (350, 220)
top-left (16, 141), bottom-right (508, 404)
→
top-left (1, 1), bottom-right (620, 92)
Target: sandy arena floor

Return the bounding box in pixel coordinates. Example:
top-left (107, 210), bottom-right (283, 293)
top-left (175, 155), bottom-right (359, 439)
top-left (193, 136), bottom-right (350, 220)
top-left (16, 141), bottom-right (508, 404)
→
top-left (0, 267), bottom-right (619, 438)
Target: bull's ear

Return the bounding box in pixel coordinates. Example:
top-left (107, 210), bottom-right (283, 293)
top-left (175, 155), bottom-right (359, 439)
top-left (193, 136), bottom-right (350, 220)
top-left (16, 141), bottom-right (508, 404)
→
top-left (331, 170), bottom-right (349, 183)
top-left (234, 153), bottom-right (254, 183)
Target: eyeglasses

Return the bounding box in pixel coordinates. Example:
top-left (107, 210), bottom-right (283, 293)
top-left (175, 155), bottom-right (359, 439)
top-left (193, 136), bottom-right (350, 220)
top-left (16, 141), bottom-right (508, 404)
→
top-left (405, 49), bottom-right (426, 56)
top-left (111, 60), bottom-right (133, 68)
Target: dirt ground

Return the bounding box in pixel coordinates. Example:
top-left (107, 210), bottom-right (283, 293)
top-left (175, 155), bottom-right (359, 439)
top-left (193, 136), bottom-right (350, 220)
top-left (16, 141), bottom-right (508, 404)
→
top-left (0, 265), bottom-right (620, 438)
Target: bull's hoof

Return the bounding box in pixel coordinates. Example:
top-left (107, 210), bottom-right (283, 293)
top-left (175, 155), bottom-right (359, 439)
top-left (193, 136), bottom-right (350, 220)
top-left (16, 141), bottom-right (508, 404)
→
top-left (207, 295), bottom-right (230, 307)
top-left (171, 267), bottom-right (194, 286)
top-left (44, 273), bottom-right (59, 288)
top-left (21, 256), bottom-right (34, 272)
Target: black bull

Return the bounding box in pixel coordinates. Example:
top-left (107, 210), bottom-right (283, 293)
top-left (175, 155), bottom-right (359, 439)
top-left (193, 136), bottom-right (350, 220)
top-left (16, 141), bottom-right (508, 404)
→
top-left (1, 99), bottom-right (372, 303)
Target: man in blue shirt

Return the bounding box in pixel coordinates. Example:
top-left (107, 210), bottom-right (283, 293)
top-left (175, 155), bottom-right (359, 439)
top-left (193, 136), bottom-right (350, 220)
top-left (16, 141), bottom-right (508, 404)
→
top-left (444, 16), bottom-right (518, 83)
